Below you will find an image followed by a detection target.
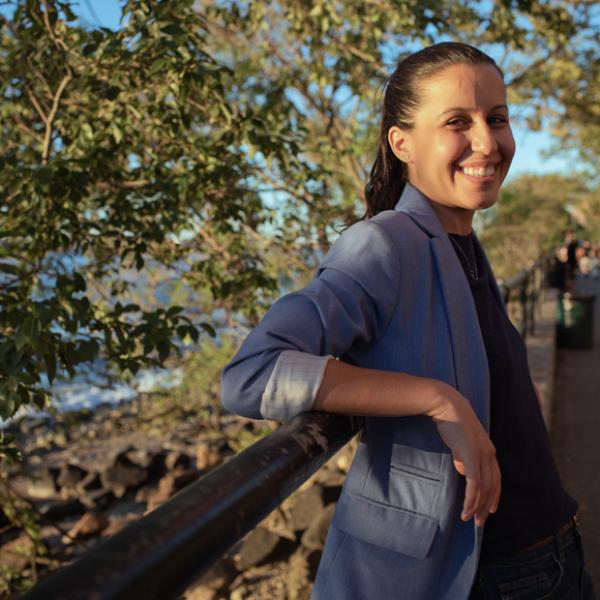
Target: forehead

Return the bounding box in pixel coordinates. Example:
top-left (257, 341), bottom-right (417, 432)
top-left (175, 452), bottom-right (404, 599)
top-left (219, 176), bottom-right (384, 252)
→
top-left (417, 63), bottom-right (507, 115)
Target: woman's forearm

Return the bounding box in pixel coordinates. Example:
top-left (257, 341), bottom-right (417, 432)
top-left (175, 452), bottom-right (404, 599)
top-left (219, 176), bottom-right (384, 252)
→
top-left (313, 358), bottom-right (451, 418)
top-left (313, 358), bottom-right (501, 527)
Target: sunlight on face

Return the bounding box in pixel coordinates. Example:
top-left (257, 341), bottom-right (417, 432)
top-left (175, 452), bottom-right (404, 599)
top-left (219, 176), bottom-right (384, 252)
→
top-left (389, 63), bottom-right (516, 233)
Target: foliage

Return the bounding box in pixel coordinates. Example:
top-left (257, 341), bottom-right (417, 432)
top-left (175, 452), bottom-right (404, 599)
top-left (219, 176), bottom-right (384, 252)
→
top-left (479, 174), bottom-right (597, 279)
top-left (0, 0), bottom-right (598, 427)
top-left (171, 335), bottom-right (236, 415)
top-left (0, 0), bottom-right (298, 423)
top-left (0, 475), bottom-right (46, 595)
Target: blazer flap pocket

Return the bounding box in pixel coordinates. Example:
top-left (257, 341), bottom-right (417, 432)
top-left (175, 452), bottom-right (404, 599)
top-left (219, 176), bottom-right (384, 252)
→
top-left (334, 492), bottom-right (438, 559)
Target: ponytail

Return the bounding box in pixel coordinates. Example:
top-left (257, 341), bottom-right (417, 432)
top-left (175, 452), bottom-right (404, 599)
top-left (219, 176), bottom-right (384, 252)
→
top-left (364, 134), bottom-right (407, 218)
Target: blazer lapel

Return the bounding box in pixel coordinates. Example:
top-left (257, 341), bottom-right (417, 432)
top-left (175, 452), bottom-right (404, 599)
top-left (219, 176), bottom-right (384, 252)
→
top-left (395, 184), bottom-right (490, 430)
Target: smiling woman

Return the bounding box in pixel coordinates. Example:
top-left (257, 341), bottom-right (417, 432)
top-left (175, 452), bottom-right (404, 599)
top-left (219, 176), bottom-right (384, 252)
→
top-left (221, 42), bottom-right (595, 600)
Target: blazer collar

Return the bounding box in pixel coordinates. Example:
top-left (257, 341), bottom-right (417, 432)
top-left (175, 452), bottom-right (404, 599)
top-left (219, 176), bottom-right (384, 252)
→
top-left (393, 183), bottom-right (447, 239)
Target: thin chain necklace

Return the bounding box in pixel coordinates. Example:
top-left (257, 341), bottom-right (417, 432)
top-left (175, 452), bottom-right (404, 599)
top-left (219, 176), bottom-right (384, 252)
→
top-left (448, 235), bottom-right (479, 280)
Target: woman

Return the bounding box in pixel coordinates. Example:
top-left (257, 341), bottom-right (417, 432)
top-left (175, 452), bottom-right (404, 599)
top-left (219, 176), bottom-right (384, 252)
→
top-left (221, 43), bottom-right (594, 599)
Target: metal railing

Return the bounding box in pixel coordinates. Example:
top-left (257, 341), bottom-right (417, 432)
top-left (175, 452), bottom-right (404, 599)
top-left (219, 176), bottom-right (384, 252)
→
top-left (23, 255), bottom-right (554, 599)
top-left (23, 412), bottom-right (362, 600)
top-left (499, 255), bottom-right (554, 339)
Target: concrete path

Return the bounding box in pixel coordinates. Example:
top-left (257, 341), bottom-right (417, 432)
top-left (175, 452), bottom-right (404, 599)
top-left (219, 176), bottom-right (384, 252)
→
top-left (552, 277), bottom-right (600, 592)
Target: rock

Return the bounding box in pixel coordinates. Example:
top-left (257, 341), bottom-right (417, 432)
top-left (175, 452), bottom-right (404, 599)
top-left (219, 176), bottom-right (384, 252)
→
top-left (40, 498), bottom-right (85, 519)
top-left (63, 511), bottom-right (109, 543)
top-left (80, 488), bottom-right (114, 510)
top-left (287, 549), bottom-right (311, 600)
top-left (100, 451), bottom-right (148, 498)
top-left (102, 514), bottom-right (137, 537)
top-left (77, 471), bottom-right (102, 492)
top-left (126, 448), bottom-right (167, 478)
top-left (57, 463), bottom-right (88, 491)
top-left (195, 444), bottom-right (221, 471)
top-left (235, 527), bottom-right (284, 571)
top-left (182, 586), bottom-right (218, 600)
top-left (190, 558), bottom-right (237, 596)
top-left (165, 450), bottom-right (192, 471)
top-left (146, 468), bottom-right (199, 511)
top-left (52, 430), bottom-right (68, 448)
top-left (289, 486), bottom-right (324, 532)
top-left (26, 467), bottom-right (60, 499)
top-left (301, 503), bottom-right (335, 551)
top-left (260, 508), bottom-right (295, 542)
top-left (0, 534), bottom-right (36, 571)
top-left (19, 416), bottom-right (50, 435)
top-left (63, 512), bottom-right (108, 544)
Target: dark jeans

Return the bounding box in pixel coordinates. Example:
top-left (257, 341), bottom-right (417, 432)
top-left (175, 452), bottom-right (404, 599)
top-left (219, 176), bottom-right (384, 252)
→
top-left (470, 519), bottom-right (596, 599)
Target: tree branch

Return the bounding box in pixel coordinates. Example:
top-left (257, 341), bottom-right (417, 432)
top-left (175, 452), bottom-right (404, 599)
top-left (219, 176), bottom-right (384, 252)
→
top-left (42, 72), bottom-right (72, 165)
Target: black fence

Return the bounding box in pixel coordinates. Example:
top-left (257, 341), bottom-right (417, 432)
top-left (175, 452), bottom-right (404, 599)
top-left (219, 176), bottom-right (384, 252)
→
top-left (22, 412), bottom-right (361, 600)
top-left (22, 256), bottom-right (553, 600)
top-left (499, 255), bottom-right (554, 339)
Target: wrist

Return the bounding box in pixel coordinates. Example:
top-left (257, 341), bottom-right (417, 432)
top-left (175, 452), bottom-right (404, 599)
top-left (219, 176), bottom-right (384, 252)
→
top-left (425, 379), bottom-right (455, 420)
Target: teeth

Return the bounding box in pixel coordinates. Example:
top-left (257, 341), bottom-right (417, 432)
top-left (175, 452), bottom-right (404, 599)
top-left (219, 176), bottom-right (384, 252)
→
top-left (462, 165), bottom-right (495, 177)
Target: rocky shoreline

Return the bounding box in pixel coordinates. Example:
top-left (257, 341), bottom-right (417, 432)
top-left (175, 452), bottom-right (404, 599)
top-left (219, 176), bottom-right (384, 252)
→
top-left (0, 397), bottom-right (355, 599)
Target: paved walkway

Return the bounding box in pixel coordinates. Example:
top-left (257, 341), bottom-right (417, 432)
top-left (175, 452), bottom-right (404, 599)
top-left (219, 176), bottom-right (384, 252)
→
top-left (552, 277), bottom-right (600, 592)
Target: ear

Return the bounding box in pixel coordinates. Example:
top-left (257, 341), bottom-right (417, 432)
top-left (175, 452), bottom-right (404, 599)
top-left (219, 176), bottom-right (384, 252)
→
top-left (388, 126), bottom-right (412, 163)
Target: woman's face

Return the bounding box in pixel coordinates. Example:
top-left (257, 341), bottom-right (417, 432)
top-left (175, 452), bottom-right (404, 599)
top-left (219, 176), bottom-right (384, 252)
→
top-left (388, 63), bottom-right (515, 233)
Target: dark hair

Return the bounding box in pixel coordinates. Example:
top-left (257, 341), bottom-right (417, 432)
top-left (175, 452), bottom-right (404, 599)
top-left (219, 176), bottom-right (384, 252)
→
top-left (363, 42), bottom-right (503, 218)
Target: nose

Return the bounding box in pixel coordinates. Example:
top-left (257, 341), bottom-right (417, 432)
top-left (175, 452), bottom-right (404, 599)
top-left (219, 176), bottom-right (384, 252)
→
top-left (471, 122), bottom-right (498, 155)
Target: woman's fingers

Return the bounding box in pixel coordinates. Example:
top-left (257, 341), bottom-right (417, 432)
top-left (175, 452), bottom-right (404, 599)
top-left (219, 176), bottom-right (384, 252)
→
top-left (461, 468), bottom-right (480, 522)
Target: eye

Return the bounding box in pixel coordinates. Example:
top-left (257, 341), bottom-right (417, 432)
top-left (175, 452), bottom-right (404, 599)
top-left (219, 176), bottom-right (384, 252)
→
top-left (488, 115), bottom-right (510, 127)
top-left (445, 117), bottom-right (470, 127)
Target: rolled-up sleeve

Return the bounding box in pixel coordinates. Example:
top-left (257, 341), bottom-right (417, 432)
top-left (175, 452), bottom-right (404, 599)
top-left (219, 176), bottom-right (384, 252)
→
top-left (220, 219), bottom-right (401, 420)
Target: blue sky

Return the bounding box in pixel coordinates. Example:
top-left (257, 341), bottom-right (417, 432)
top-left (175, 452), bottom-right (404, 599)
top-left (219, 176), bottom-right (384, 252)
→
top-left (3, 0), bottom-right (576, 180)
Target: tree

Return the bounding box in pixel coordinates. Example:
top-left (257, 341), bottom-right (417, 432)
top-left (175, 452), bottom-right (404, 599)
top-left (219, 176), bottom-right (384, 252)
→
top-left (0, 0), bottom-right (300, 427)
top-left (1, 0), bottom-right (599, 430)
top-left (478, 174), bottom-right (597, 279)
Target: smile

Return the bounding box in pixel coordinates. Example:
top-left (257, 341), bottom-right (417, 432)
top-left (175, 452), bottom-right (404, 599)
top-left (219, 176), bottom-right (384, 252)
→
top-left (460, 165), bottom-right (496, 177)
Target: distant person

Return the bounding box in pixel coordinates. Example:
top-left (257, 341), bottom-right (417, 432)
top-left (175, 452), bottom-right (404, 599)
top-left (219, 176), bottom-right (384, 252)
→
top-left (549, 246), bottom-right (568, 291)
top-left (222, 43), bottom-right (594, 599)
top-left (565, 230), bottom-right (579, 276)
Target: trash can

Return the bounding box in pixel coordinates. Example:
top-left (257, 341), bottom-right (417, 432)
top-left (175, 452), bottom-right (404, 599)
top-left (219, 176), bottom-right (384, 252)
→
top-left (556, 293), bottom-right (595, 349)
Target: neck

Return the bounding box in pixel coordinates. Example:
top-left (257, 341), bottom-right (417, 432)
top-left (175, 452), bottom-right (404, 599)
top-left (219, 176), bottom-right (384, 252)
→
top-left (428, 202), bottom-right (474, 235)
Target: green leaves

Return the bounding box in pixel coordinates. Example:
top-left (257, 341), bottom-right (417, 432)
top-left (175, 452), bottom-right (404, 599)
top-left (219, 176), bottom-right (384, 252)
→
top-left (0, 0), bottom-right (598, 428)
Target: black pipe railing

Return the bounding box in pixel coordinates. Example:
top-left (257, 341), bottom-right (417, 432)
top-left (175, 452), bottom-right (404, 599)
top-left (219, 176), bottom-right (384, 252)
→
top-left (22, 412), bottom-right (362, 600)
top-left (23, 255), bottom-right (555, 599)
top-left (499, 254), bottom-right (554, 339)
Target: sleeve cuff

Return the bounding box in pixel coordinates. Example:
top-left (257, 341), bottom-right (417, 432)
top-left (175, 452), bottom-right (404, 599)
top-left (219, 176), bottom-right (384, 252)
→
top-left (260, 350), bottom-right (332, 421)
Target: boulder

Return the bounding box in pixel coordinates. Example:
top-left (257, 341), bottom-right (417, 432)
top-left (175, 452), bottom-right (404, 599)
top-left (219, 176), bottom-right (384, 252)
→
top-left (40, 498), bottom-right (85, 519)
top-left (100, 451), bottom-right (148, 498)
top-left (57, 463), bottom-right (88, 491)
top-left (63, 511), bottom-right (109, 543)
top-left (0, 534), bottom-right (37, 571)
top-left (145, 468), bottom-right (199, 511)
top-left (80, 488), bottom-right (114, 510)
top-left (235, 527), bottom-right (288, 571)
top-left (301, 503), bottom-right (335, 551)
top-left (289, 486), bottom-right (324, 532)
top-left (26, 467), bottom-right (60, 500)
top-left (125, 448), bottom-right (167, 478)
top-left (195, 444), bottom-right (221, 471)
top-left (165, 450), bottom-right (192, 471)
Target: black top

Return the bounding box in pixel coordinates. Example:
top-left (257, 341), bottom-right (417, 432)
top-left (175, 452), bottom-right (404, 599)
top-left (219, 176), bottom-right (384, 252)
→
top-left (448, 233), bottom-right (577, 563)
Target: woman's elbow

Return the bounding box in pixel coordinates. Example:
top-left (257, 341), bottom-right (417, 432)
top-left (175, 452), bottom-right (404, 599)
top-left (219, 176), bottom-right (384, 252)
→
top-left (220, 365), bottom-right (264, 420)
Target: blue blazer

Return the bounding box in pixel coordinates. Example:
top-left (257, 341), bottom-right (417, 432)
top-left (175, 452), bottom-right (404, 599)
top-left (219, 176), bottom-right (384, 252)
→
top-left (221, 184), bottom-right (507, 599)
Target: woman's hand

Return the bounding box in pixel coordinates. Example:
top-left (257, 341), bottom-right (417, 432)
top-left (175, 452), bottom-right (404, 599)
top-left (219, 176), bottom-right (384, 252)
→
top-left (314, 361), bottom-right (501, 526)
top-left (428, 382), bottom-right (501, 527)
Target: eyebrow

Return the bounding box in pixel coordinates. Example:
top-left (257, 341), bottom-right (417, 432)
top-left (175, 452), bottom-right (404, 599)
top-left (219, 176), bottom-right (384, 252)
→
top-left (438, 104), bottom-right (509, 117)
